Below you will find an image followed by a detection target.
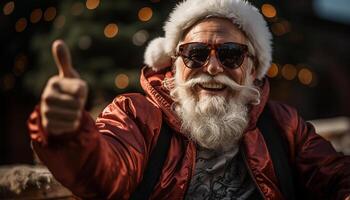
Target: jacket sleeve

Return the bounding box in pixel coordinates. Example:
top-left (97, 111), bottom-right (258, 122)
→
top-left (292, 111), bottom-right (350, 199)
top-left (27, 94), bottom-right (163, 199)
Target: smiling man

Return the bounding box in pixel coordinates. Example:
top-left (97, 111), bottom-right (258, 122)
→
top-left (170, 18), bottom-right (259, 152)
top-left (28, 0), bottom-right (349, 199)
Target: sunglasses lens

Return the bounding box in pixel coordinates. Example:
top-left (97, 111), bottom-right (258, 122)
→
top-left (218, 43), bottom-right (246, 69)
top-left (181, 43), bottom-right (209, 68)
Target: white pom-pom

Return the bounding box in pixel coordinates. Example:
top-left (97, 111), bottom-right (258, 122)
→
top-left (144, 37), bottom-right (172, 71)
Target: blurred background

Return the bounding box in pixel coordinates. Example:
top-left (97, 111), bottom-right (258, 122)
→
top-left (1, 0), bottom-right (350, 165)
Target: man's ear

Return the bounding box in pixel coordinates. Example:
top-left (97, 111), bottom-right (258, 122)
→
top-left (252, 65), bottom-right (264, 87)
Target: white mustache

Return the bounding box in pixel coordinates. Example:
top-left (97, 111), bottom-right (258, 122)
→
top-left (176, 74), bottom-right (261, 105)
top-left (178, 74), bottom-right (248, 92)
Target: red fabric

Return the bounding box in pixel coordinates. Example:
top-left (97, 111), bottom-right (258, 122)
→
top-left (28, 67), bottom-right (350, 199)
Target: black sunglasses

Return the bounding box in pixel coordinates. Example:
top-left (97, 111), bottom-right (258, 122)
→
top-left (176, 42), bottom-right (254, 69)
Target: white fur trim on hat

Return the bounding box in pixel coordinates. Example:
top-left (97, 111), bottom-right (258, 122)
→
top-left (144, 0), bottom-right (273, 79)
top-left (144, 37), bottom-right (172, 71)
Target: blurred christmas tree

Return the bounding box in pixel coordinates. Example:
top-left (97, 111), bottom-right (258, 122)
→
top-left (25, 0), bottom-right (174, 103)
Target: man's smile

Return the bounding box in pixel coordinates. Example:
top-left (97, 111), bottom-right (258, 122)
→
top-left (197, 82), bottom-right (226, 91)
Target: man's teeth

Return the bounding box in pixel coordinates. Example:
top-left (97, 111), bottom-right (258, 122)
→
top-left (199, 82), bottom-right (225, 89)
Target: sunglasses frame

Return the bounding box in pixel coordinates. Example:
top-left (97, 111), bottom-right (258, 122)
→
top-left (175, 42), bottom-right (255, 69)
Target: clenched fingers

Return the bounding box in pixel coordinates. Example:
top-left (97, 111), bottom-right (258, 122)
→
top-left (47, 76), bottom-right (87, 98)
top-left (40, 75), bottom-right (88, 135)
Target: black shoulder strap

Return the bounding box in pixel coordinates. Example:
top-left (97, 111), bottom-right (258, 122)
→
top-left (257, 106), bottom-right (296, 200)
top-left (129, 121), bottom-right (172, 200)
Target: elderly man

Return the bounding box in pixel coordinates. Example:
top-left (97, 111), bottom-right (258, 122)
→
top-left (28, 0), bottom-right (349, 199)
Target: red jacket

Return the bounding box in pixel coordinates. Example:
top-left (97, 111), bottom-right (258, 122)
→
top-left (28, 67), bottom-right (350, 199)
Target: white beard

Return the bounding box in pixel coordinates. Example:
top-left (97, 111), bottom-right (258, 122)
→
top-left (170, 66), bottom-right (260, 151)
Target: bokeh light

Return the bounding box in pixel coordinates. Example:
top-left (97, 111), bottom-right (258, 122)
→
top-left (1, 74), bottom-right (15, 91)
top-left (14, 54), bottom-right (28, 76)
top-left (298, 68), bottom-right (313, 85)
top-left (86, 0), bottom-right (100, 10)
top-left (104, 23), bottom-right (119, 38)
top-left (115, 74), bottom-right (129, 89)
top-left (71, 2), bottom-right (84, 16)
top-left (44, 7), bottom-right (57, 22)
top-left (138, 7), bottom-right (153, 22)
top-left (54, 15), bottom-right (66, 29)
top-left (30, 9), bottom-right (43, 24)
top-left (15, 18), bottom-right (27, 32)
top-left (267, 63), bottom-right (279, 78)
top-left (272, 20), bottom-right (291, 36)
top-left (78, 35), bottom-right (92, 50)
top-left (3, 1), bottom-right (15, 15)
top-left (261, 4), bottom-right (277, 18)
top-left (132, 30), bottom-right (149, 46)
top-left (281, 64), bottom-right (297, 80)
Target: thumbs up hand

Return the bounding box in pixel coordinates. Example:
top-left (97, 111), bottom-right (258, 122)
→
top-left (40, 40), bottom-right (88, 135)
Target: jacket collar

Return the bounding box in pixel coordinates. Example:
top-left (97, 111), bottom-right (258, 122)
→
top-left (246, 79), bottom-right (270, 132)
top-left (140, 66), bottom-right (270, 135)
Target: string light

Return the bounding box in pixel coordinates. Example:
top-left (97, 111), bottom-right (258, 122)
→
top-left (30, 9), bottom-right (42, 24)
top-left (71, 2), bottom-right (84, 16)
top-left (15, 18), bottom-right (27, 32)
top-left (86, 0), bottom-right (100, 10)
top-left (261, 4), bottom-right (277, 18)
top-left (281, 64), bottom-right (297, 80)
top-left (115, 74), bottom-right (129, 89)
top-left (298, 68), bottom-right (313, 85)
top-left (104, 23), bottom-right (119, 38)
top-left (267, 63), bottom-right (279, 78)
top-left (138, 7), bottom-right (153, 22)
top-left (44, 7), bottom-right (57, 21)
top-left (132, 30), bottom-right (149, 46)
top-left (3, 1), bottom-right (15, 15)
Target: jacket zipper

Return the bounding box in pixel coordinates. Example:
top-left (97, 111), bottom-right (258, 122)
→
top-left (241, 146), bottom-right (266, 200)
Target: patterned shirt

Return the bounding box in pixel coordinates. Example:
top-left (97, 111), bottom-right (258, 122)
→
top-left (185, 147), bottom-right (262, 200)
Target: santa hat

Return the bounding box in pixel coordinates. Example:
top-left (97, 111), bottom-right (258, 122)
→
top-left (144, 0), bottom-right (272, 79)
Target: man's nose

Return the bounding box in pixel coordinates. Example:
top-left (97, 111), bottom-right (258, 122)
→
top-left (203, 51), bottom-right (224, 75)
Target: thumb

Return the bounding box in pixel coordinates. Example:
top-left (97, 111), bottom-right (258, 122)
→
top-left (51, 39), bottom-right (80, 78)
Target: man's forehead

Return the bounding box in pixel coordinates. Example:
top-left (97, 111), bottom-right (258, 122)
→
top-left (183, 18), bottom-right (247, 42)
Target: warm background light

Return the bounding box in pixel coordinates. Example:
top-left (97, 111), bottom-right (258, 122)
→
top-left (261, 4), bottom-right (277, 18)
top-left (71, 2), bottom-right (84, 16)
top-left (272, 20), bottom-right (291, 36)
top-left (132, 30), bottom-right (149, 46)
top-left (14, 54), bottom-right (27, 76)
top-left (138, 7), bottom-right (153, 22)
top-left (104, 23), bottom-right (119, 38)
top-left (3, 1), bottom-right (15, 15)
top-left (281, 64), bottom-right (297, 80)
top-left (44, 7), bottom-right (57, 22)
top-left (30, 9), bottom-right (42, 24)
top-left (267, 63), bottom-right (279, 78)
top-left (15, 18), bottom-right (27, 32)
top-left (78, 35), bottom-right (92, 50)
top-left (2, 74), bottom-right (15, 91)
top-left (298, 68), bottom-right (313, 85)
top-left (115, 74), bottom-right (129, 89)
top-left (54, 15), bottom-right (66, 29)
top-left (86, 0), bottom-right (100, 10)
